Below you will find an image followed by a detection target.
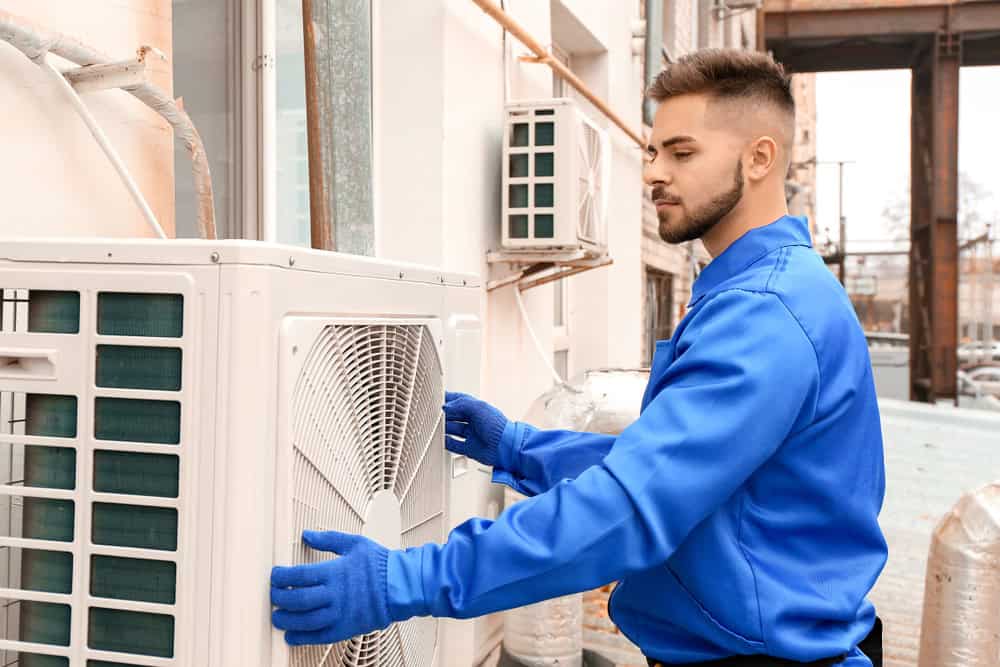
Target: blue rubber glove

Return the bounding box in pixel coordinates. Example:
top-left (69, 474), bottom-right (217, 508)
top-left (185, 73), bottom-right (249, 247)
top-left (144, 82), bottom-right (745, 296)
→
top-left (443, 391), bottom-right (510, 468)
top-left (271, 530), bottom-right (394, 646)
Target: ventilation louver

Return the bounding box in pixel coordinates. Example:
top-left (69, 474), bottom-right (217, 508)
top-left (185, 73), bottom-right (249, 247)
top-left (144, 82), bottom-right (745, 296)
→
top-left (576, 120), bottom-right (604, 246)
top-left (288, 323), bottom-right (443, 667)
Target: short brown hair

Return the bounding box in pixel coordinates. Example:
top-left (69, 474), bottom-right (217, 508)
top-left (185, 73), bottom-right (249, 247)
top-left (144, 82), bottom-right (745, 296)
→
top-left (647, 48), bottom-right (794, 118)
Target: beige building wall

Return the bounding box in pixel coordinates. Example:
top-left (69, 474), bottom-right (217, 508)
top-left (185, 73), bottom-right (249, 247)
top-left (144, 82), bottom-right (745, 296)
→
top-left (788, 72), bottom-right (818, 239)
top-left (0, 3), bottom-right (175, 238)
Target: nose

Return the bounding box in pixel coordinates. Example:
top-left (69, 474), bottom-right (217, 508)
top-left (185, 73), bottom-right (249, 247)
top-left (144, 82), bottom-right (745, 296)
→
top-left (642, 154), bottom-right (671, 188)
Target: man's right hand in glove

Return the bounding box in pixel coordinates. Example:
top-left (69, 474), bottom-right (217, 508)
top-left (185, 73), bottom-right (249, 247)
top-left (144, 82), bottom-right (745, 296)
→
top-left (443, 391), bottom-right (513, 469)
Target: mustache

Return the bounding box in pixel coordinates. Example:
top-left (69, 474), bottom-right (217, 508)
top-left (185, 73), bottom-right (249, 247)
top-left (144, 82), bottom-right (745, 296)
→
top-left (651, 186), bottom-right (681, 204)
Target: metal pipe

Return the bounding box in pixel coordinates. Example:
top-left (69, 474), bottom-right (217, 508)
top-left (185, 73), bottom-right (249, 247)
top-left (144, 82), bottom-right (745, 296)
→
top-left (0, 9), bottom-right (218, 239)
top-left (302, 0), bottom-right (334, 250)
top-left (839, 161), bottom-right (846, 284)
top-left (643, 0), bottom-right (664, 124)
top-left (469, 0), bottom-right (646, 149)
top-left (259, 0), bottom-right (278, 243)
top-left (42, 56), bottom-right (167, 239)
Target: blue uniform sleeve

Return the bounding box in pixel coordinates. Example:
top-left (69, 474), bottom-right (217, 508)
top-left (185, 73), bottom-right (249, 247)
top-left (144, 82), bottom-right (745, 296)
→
top-left (491, 422), bottom-right (616, 497)
top-left (388, 290), bottom-right (820, 621)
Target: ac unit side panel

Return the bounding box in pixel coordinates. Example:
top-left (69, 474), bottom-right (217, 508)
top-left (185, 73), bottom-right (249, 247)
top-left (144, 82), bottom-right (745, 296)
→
top-left (440, 285), bottom-right (503, 667)
top-left (556, 103), bottom-right (579, 248)
top-left (0, 261), bottom-right (219, 667)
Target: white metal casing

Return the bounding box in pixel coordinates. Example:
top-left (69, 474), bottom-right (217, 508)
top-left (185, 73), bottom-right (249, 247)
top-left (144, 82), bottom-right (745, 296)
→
top-left (0, 238), bottom-right (501, 667)
top-left (501, 98), bottom-right (609, 252)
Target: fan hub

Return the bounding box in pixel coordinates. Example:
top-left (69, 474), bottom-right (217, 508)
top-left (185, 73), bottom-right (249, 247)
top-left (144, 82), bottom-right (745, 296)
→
top-left (362, 490), bottom-right (402, 550)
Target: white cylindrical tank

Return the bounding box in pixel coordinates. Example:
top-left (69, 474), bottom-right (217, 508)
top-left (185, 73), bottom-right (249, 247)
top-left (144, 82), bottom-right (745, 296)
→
top-left (503, 481), bottom-right (585, 667)
top-left (918, 482), bottom-right (1000, 667)
top-left (502, 369), bottom-right (650, 667)
top-left (1, 2), bottom-right (175, 237)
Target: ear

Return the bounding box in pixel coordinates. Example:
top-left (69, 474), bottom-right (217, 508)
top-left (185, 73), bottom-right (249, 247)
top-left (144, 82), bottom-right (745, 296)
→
top-left (746, 135), bottom-right (780, 181)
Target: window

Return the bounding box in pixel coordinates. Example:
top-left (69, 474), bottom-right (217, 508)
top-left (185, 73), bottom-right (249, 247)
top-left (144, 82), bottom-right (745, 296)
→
top-left (554, 349), bottom-right (569, 382)
top-left (552, 43), bottom-right (571, 98)
top-left (662, 1), bottom-right (676, 58)
top-left (275, 0), bottom-right (374, 254)
top-left (554, 279), bottom-right (567, 328)
top-left (645, 268), bottom-right (675, 364)
top-left (553, 278), bottom-right (570, 379)
top-left (172, 0), bottom-right (242, 238)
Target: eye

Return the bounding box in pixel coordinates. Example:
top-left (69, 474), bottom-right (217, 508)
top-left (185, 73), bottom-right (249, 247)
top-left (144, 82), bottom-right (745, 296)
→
top-left (673, 152), bottom-right (693, 161)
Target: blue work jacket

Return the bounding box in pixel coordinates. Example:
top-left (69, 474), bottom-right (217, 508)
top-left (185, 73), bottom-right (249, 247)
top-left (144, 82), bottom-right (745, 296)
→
top-left (389, 215), bottom-right (887, 665)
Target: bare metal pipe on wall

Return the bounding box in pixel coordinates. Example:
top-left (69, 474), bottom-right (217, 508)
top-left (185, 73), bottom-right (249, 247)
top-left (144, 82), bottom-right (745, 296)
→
top-left (469, 0), bottom-right (646, 150)
top-left (918, 482), bottom-right (1000, 667)
top-left (302, 0), bottom-right (333, 251)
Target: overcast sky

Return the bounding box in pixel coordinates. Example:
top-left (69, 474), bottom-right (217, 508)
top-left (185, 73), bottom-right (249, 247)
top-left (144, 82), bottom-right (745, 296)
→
top-left (813, 66), bottom-right (999, 252)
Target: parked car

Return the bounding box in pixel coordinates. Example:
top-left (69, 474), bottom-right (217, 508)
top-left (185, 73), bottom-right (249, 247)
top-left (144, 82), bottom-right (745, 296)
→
top-left (963, 365), bottom-right (1000, 397)
top-left (957, 340), bottom-right (1000, 365)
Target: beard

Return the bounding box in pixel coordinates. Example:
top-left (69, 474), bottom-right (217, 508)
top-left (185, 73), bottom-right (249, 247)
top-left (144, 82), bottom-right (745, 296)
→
top-left (655, 159), bottom-right (744, 245)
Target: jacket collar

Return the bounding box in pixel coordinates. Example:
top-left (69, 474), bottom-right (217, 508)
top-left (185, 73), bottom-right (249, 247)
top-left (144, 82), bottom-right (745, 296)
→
top-left (689, 215), bottom-right (813, 307)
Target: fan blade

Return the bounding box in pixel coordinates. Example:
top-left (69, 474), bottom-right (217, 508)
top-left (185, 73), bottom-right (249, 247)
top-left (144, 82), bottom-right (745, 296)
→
top-left (381, 325), bottom-right (423, 491)
top-left (402, 512), bottom-right (444, 550)
top-left (399, 413), bottom-right (443, 502)
top-left (394, 329), bottom-right (444, 500)
top-left (336, 325), bottom-right (388, 495)
top-left (293, 327), bottom-right (375, 518)
top-left (378, 625), bottom-right (407, 666)
top-left (399, 616), bottom-right (438, 667)
top-left (291, 454), bottom-right (365, 565)
top-left (288, 634), bottom-right (350, 667)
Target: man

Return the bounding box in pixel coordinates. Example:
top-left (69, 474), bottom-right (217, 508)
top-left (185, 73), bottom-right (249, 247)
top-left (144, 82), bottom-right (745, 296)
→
top-left (270, 49), bottom-right (887, 667)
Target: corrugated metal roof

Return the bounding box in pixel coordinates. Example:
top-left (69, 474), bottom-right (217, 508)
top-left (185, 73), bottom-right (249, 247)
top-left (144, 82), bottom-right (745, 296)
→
top-left (872, 399), bottom-right (1000, 667)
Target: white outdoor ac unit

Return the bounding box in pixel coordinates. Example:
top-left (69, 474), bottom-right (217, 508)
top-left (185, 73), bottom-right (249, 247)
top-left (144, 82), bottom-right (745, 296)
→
top-left (501, 98), bottom-right (609, 252)
top-left (0, 239), bottom-right (503, 667)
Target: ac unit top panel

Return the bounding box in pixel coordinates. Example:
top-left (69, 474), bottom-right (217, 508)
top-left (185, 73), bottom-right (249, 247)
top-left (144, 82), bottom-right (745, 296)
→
top-left (0, 238), bottom-right (479, 288)
top-left (505, 97), bottom-right (576, 111)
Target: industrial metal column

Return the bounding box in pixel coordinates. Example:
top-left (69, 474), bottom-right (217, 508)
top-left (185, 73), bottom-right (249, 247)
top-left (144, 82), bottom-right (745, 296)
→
top-left (910, 29), bottom-right (960, 402)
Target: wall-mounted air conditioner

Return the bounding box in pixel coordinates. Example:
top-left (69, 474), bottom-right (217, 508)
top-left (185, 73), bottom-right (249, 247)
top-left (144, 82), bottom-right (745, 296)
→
top-left (0, 239), bottom-right (501, 667)
top-left (501, 98), bottom-right (609, 253)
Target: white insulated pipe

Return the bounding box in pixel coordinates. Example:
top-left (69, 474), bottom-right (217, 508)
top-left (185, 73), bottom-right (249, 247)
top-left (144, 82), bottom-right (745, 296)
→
top-left (42, 56), bottom-right (168, 239)
top-left (0, 9), bottom-right (217, 239)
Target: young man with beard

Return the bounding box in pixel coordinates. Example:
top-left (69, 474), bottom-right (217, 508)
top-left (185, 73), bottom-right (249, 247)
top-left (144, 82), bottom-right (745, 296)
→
top-left (270, 49), bottom-right (887, 667)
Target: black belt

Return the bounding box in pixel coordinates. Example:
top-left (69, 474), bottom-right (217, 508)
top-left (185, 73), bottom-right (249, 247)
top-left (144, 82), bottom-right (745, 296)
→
top-left (646, 655), bottom-right (845, 667)
top-left (646, 617), bottom-right (882, 667)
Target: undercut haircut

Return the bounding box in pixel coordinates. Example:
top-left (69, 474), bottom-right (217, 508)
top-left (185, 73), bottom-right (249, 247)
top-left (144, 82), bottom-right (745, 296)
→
top-left (647, 49), bottom-right (795, 149)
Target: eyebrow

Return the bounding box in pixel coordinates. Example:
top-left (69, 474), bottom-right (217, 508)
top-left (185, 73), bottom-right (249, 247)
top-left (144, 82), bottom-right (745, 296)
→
top-left (646, 136), bottom-right (697, 153)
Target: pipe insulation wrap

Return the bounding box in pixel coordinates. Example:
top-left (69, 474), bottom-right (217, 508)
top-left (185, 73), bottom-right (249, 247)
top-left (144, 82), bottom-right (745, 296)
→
top-left (503, 486), bottom-right (584, 667)
top-left (502, 369), bottom-right (652, 666)
top-left (918, 482), bottom-right (1000, 667)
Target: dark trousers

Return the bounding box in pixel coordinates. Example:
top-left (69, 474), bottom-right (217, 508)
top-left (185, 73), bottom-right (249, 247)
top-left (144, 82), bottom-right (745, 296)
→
top-left (646, 617), bottom-right (883, 667)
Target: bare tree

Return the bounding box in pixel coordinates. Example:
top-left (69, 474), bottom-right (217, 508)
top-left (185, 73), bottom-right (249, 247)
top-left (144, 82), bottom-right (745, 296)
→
top-left (881, 172), bottom-right (998, 242)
